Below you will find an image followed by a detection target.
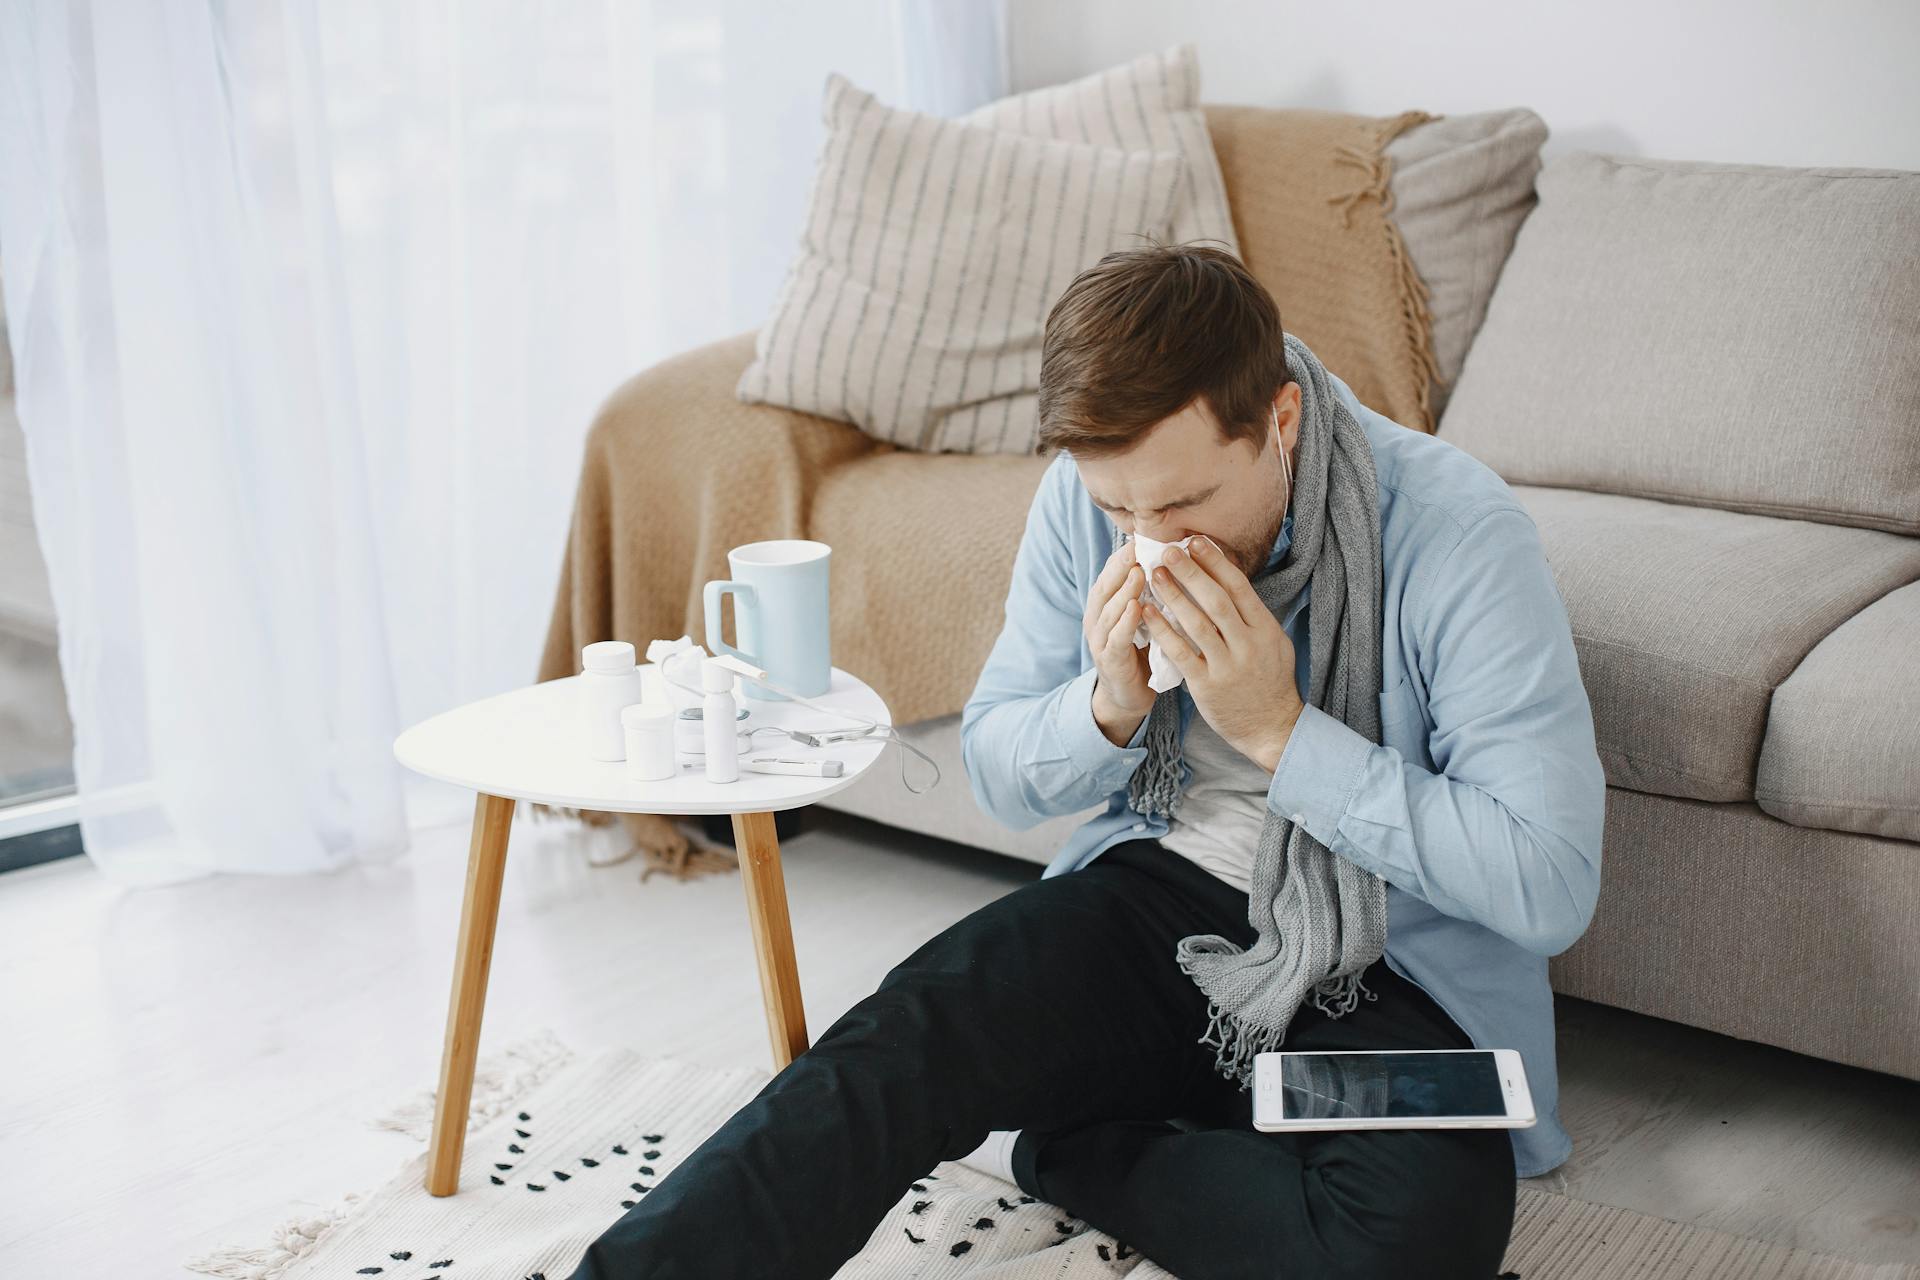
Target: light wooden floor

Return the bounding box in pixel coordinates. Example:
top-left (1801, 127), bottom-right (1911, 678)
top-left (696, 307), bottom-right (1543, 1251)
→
top-left (3, 805), bottom-right (1916, 1273)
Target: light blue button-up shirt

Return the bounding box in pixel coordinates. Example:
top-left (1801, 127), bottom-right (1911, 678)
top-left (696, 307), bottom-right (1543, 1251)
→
top-left (959, 369), bottom-right (1606, 1179)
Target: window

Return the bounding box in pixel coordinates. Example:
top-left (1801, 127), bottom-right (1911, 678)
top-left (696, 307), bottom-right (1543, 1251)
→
top-left (0, 260), bottom-right (82, 875)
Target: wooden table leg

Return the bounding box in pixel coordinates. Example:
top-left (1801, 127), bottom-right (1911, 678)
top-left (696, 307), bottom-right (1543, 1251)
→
top-left (732, 810), bottom-right (810, 1069)
top-left (426, 791), bottom-right (515, 1195)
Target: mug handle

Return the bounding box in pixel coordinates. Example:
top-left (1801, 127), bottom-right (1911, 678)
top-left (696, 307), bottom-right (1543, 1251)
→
top-left (703, 579), bottom-right (760, 668)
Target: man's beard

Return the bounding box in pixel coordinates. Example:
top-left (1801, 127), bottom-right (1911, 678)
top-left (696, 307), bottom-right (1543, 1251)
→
top-left (1225, 489), bottom-right (1291, 581)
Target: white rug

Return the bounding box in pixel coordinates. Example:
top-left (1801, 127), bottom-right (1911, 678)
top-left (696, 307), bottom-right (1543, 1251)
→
top-left (187, 1030), bottom-right (1919, 1280)
top-left (185, 1030), bottom-right (1174, 1280)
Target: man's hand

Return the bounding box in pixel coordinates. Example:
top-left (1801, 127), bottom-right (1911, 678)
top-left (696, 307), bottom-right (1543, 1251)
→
top-left (1083, 540), bottom-right (1157, 745)
top-left (1140, 534), bottom-right (1304, 771)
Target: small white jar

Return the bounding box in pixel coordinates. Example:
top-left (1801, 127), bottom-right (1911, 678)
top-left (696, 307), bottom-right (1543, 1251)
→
top-left (621, 701), bottom-right (676, 780)
top-left (674, 703), bottom-right (751, 755)
top-left (581, 640), bottom-right (645, 761)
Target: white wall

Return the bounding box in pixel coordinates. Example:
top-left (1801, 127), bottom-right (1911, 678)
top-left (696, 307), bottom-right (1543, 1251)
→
top-left (719, 0), bottom-right (1008, 333)
top-left (1009, 0), bottom-right (1920, 171)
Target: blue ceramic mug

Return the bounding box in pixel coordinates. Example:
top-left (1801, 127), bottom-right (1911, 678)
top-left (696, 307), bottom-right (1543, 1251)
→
top-left (703, 539), bottom-right (832, 701)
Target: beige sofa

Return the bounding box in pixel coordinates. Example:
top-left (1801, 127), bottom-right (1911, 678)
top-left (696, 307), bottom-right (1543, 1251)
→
top-left (820, 139), bottom-right (1920, 1086)
top-left (566, 103), bottom-right (1920, 1089)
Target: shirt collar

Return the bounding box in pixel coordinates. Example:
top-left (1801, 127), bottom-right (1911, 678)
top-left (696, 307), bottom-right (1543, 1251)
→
top-left (1265, 510), bottom-right (1293, 569)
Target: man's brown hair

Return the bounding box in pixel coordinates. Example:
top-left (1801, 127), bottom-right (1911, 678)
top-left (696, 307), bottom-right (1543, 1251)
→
top-left (1036, 236), bottom-right (1292, 460)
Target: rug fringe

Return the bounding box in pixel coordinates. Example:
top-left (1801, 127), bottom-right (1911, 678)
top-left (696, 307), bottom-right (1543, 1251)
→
top-left (183, 1191), bottom-right (367, 1279)
top-left (182, 1029), bottom-right (576, 1279)
top-left (367, 1026), bottom-right (578, 1142)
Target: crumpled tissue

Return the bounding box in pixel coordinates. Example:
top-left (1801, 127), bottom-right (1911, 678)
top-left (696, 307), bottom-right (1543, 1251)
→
top-left (1127, 533), bottom-right (1202, 693)
top-left (646, 634), bottom-right (711, 710)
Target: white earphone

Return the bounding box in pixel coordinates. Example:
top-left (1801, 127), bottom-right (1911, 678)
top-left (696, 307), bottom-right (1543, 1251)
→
top-left (1273, 402), bottom-right (1293, 502)
top-left (659, 662), bottom-right (941, 794)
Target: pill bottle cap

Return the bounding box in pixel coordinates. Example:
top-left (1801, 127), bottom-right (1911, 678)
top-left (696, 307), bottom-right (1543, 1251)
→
top-left (702, 656), bottom-right (736, 693)
top-left (582, 640), bottom-right (636, 673)
top-left (621, 701), bottom-right (672, 728)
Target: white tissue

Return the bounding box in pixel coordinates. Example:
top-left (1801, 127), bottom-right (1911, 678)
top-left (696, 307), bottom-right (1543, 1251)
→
top-left (1127, 533), bottom-right (1201, 692)
top-left (646, 634), bottom-right (710, 709)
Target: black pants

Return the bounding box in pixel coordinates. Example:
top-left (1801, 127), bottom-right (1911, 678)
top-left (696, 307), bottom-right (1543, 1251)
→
top-left (566, 838), bottom-right (1516, 1280)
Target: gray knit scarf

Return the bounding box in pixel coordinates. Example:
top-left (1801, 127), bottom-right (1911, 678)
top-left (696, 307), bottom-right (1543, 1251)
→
top-left (1112, 331), bottom-right (1388, 1094)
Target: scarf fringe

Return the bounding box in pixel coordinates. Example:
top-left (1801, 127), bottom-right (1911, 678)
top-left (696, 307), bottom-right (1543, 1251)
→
top-left (1196, 996), bottom-right (1283, 1090)
top-left (1190, 970), bottom-right (1381, 1090)
top-left (1130, 701), bottom-right (1185, 820)
top-left (1310, 968), bottom-right (1379, 1018)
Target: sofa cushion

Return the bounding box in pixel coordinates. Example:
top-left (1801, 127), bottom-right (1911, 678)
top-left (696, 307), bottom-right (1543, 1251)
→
top-left (1507, 484), bottom-right (1920, 803)
top-left (1380, 109), bottom-right (1548, 424)
top-left (736, 73), bottom-right (1186, 455)
top-left (1757, 581), bottom-right (1920, 842)
top-left (1439, 152), bottom-right (1920, 536)
top-left (962, 42), bottom-right (1240, 260)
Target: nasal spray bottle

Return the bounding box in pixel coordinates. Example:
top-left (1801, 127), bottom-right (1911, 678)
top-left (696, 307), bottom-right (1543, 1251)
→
top-left (701, 657), bottom-right (740, 783)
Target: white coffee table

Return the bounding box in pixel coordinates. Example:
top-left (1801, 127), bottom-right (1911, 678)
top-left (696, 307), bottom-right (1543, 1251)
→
top-left (393, 663), bottom-right (890, 1195)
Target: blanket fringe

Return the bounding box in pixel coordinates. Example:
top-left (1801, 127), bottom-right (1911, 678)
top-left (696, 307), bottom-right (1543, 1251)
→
top-left (525, 802), bottom-right (741, 882)
top-left (183, 1029), bottom-right (576, 1279)
top-left (1326, 109), bottom-right (1446, 433)
top-left (525, 799), bottom-right (619, 827)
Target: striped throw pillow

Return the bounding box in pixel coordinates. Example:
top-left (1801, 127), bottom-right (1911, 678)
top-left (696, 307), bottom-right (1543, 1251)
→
top-left (736, 73), bottom-right (1187, 454)
top-left (962, 42), bottom-right (1238, 259)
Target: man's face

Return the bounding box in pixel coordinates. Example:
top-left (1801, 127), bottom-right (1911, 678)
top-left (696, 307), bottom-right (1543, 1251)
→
top-left (1073, 385), bottom-right (1301, 582)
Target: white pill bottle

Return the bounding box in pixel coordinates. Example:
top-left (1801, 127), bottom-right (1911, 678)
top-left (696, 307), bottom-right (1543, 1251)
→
top-left (581, 640), bottom-right (645, 761)
top-left (701, 657), bottom-right (740, 783)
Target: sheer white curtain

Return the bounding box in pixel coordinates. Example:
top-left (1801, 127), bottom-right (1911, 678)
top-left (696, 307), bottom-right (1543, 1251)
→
top-left (0, 0), bottom-right (1006, 886)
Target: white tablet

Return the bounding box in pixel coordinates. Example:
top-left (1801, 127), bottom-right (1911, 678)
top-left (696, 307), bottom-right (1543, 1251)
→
top-left (1252, 1048), bottom-right (1537, 1133)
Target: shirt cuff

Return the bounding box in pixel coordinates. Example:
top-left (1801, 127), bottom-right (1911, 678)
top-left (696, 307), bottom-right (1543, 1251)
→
top-left (1057, 666), bottom-right (1152, 778)
top-left (1267, 701), bottom-right (1374, 847)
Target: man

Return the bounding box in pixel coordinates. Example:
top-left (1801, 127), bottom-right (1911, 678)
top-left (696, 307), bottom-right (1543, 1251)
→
top-left (568, 243), bottom-right (1605, 1280)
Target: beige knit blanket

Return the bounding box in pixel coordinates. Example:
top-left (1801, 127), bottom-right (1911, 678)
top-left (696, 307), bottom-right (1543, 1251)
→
top-left (533, 106), bottom-right (1441, 866)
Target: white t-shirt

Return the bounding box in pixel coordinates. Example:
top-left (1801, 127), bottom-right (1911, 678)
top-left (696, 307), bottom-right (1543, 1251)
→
top-left (1156, 709), bottom-right (1272, 896)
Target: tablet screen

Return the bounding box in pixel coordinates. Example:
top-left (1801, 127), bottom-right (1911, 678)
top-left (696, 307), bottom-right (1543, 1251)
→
top-left (1280, 1051), bottom-right (1506, 1120)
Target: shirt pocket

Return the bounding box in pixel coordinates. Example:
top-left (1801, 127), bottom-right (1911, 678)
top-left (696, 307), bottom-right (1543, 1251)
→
top-left (1378, 670), bottom-right (1422, 733)
top-left (1377, 670), bottom-right (1433, 767)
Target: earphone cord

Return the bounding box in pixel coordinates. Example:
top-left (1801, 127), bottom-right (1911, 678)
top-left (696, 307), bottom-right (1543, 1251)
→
top-left (660, 668), bottom-right (943, 795)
